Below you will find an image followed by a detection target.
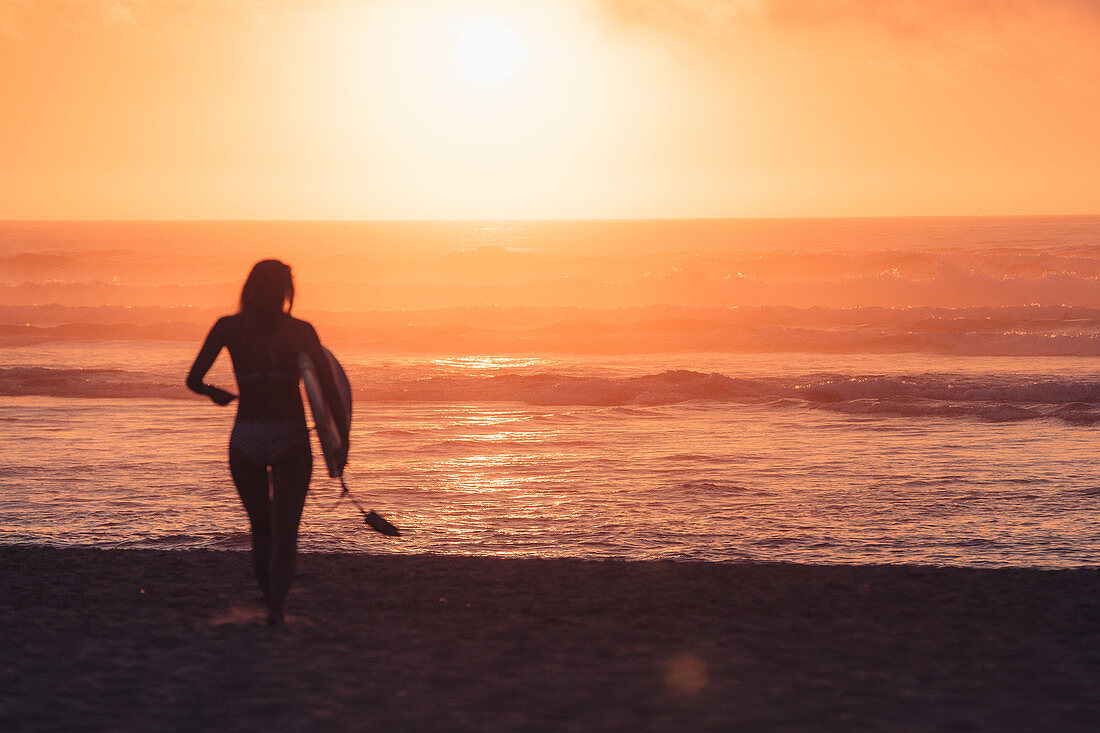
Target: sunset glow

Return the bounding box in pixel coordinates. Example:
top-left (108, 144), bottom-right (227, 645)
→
top-left (456, 20), bottom-right (523, 81)
top-left (2, 0), bottom-right (1098, 219)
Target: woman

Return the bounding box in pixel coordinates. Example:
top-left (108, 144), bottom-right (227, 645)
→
top-left (187, 259), bottom-right (346, 625)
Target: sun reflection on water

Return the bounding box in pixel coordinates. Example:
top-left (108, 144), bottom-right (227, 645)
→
top-left (430, 355), bottom-right (545, 372)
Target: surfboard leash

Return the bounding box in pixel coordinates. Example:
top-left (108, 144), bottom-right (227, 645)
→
top-left (337, 474), bottom-right (402, 538)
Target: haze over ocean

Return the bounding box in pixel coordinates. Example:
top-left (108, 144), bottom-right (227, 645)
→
top-left (4, 218), bottom-right (1100, 566)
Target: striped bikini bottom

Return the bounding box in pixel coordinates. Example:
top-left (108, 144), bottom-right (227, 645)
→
top-left (230, 421), bottom-right (310, 467)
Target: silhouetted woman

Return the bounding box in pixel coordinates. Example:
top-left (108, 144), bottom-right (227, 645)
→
top-left (187, 259), bottom-right (345, 625)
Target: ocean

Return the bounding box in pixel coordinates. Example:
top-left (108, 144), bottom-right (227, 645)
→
top-left (3, 218), bottom-right (1100, 567)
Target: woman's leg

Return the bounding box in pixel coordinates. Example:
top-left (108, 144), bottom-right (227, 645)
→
top-left (266, 452), bottom-right (312, 624)
top-left (229, 444), bottom-right (272, 603)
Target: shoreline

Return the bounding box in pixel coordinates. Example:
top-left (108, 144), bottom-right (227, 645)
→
top-left (7, 541), bottom-right (1100, 571)
top-left (4, 545), bottom-right (1100, 731)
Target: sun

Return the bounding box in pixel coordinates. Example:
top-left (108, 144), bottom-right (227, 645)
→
top-left (456, 20), bottom-right (523, 82)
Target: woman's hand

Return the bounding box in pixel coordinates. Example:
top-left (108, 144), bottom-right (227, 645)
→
top-left (206, 386), bottom-right (237, 406)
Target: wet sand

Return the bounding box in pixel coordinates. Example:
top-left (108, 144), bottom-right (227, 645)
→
top-left (2, 546), bottom-right (1099, 732)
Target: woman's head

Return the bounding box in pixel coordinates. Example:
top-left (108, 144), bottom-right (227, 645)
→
top-left (240, 259), bottom-right (294, 331)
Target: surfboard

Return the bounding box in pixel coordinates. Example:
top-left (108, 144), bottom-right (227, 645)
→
top-left (298, 348), bottom-right (352, 479)
top-left (299, 347), bottom-right (401, 538)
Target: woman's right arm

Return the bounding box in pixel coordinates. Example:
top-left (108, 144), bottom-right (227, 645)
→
top-left (186, 318), bottom-right (237, 405)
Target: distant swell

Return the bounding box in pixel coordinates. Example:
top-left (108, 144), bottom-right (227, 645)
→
top-left (9, 303), bottom-right (1100, 356)
top-left (6, 318), bottom-right (1100, 356)
top-left (6, 366), bottom-right (1100, 425)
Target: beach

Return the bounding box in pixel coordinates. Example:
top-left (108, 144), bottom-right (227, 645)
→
top-left (3, 546), bottom-right (1099, 731)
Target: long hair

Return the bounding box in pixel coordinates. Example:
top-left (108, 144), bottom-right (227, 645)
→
top-left (239, 259), bottom-right (294, 334)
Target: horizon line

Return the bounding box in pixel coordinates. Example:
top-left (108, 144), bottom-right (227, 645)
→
top-left (3, 213), bottom-right (1100, 224)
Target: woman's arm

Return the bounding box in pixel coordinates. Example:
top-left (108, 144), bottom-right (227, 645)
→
top-left (186, 318), bottom-right (237, 405)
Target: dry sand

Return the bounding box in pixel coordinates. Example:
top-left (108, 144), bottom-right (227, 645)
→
top-left (2, 545), bottom-right (1099, 732)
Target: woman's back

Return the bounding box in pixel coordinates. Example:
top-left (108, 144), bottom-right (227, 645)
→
top-left (218, 313), bottom-right (310, 424)
top-left (187, 312), bottom-right (344, 427)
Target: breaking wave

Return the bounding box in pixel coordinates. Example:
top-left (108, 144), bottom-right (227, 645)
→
top-left (0, 366), bottom-right (186, 400)
top-left (7, 366), bottom-right (1100, 425)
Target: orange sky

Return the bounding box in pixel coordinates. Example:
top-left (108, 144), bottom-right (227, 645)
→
top-left (2, 0), bottom-right (1099, 219)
